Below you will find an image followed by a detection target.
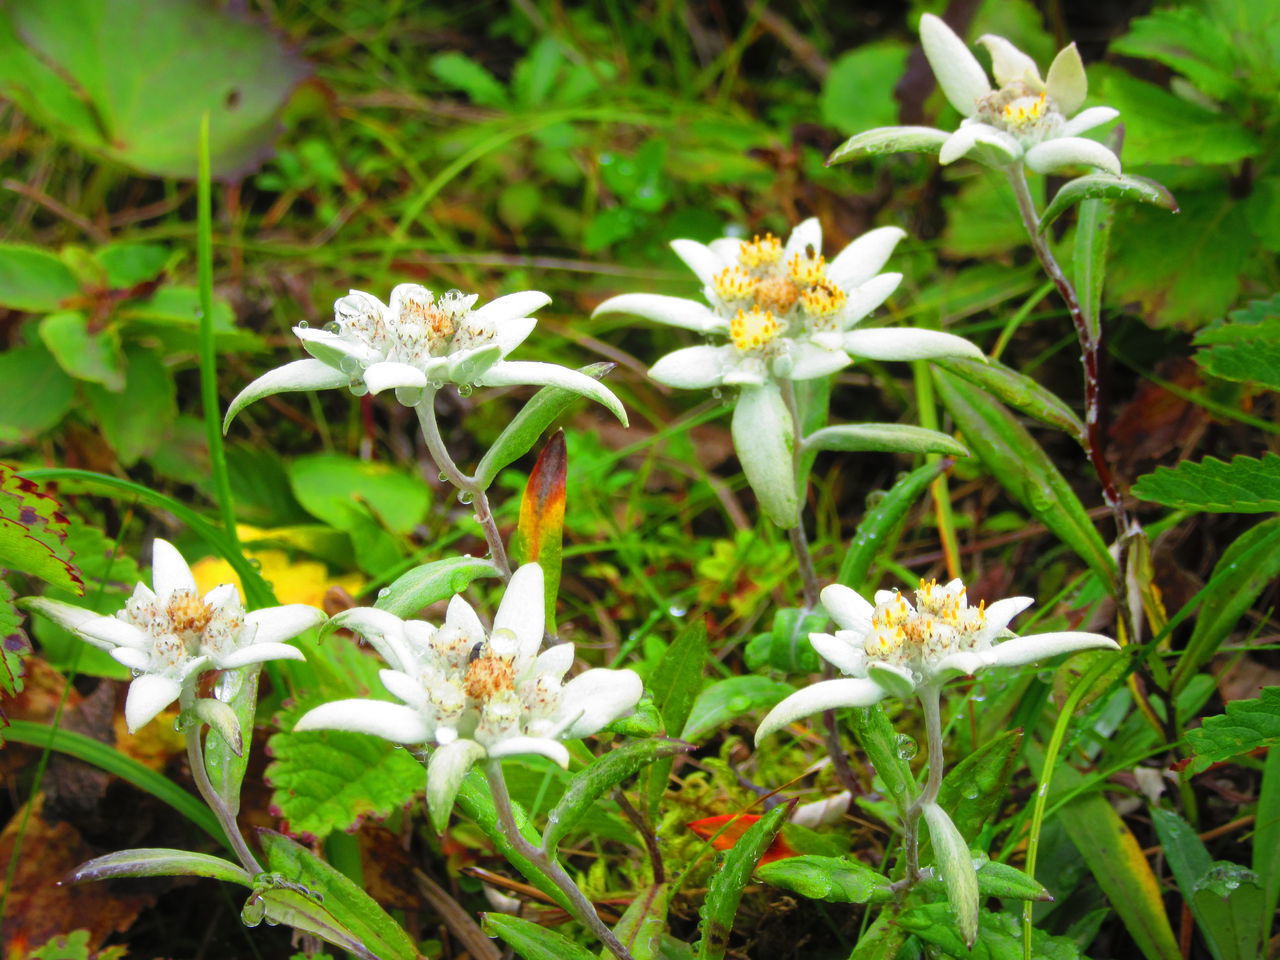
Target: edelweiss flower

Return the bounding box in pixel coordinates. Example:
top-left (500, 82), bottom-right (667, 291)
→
top-left (594, 218), bottom-right (982, 390)
top-left (225, 284), bottom-right (626, 428)
top-left (919, 14), bottom-right (1120, 173)
top-left (294, 565), bottom-right (643, 828)
top-left (756, 579), bottom-right (1118, 740)
top-left (22, 540), bottom-right (324, 732)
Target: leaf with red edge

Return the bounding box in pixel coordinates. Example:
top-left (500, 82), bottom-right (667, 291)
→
top-left (688, 813), bottom-right (798, 865)
top-left (509, 429), bottom-right (566, 631)
top-left (0, 463), bottom-right (82, 594)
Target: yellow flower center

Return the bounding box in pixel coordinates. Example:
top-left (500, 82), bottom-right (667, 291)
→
top-left (1001, 93), bottom-right (1049, 130)
top-left (787, 251), bottom-right (828, 286)
top-left (800, 282), bottom-right (847, 320)
top-left (464, 653), bottom-right (517, 701)
top-left (729, 307), bottom-right (782, 352)
top-left (737, 233), bottom-right (783, 269)
top-left (713, 265), bottom-right (760, 301)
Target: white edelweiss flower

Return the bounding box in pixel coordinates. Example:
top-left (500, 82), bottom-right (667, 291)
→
top-left (22, 539), bottom-right (323, 732)
top-left (594, 218), bottom-right (982, 391)
top-left (293, 564), bottom-right (644, 830)
top-left (919, 14), bottom-right (1121, 174)
top-left (225, 283), bottom-right (627, 428)
top-left (756, 578), bottom-right (1119, 741)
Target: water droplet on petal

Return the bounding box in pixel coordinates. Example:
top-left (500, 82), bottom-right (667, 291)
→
top-left (438, 471), bottom-right (450, 483)
top-left (377, 587), bottom-right (390, 598)
top-left (324, 321), bottom-right (340, 333)
top-left (297, 320), bottom-right (309, 329)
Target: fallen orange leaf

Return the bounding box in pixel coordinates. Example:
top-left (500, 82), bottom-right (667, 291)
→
top-left (687, 813), bottom-right (797, 864)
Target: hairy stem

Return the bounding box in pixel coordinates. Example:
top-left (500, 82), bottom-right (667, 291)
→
top-left (903, 684), bottom-right (945, 883)
top-left (183, 697), bottom-right (262, 874)
top-left (778, 379), bottom-right (821, 610)
top-left (485, 762), bottom-right (634, 960)
top-left (415, 392), bottom-right (511, 578)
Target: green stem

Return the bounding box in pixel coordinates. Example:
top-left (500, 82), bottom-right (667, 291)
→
top-left (903, 683), bottom-right (945, 883)
top-left (778, 378), bottom-right (820, 610)
top-left (485, 761), bottom-right (634, 960)
top-left (181, 690), bottom-right (262, 874)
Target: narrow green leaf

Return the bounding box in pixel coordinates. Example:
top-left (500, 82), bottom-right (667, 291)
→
top-left (1256, 746), bottom-right (1280, 933)
top-left (919, 858), bottom-right (1052, 901)
top-left (935, 728), bottom-right (1023, 842)
top-left (837, 460), bottom-right (948, 593)
top-left (482, 913), bottom-right (597, 960)
top-left (827, 125), bottom-right (948, 164)
top-left (848, 705), bottom-right (913, 819)
top-left (0, 242), bottom-right (80, 311)
top-left (257, 828), bottom-right (419, 960)
top-left (1184, 688), bottom-right (1280, 775)
top-left (802, 423), bottom-right (969, 458)
top-left (544, 739), bottom-right (691, 854)
top-left (1040, 173), bottom-right (1177, 232)
top-left (682, 676), bottom-right (793, 743)
top-left (68, 848), bottom-right (252, 886)
top-left (1133, 453), bottom-right (1280, 513)
top-left (252, 887), bottom-right (378, 960)
top-left (756, 854), bottom-right (893, 903)
top-left (606, 882), bottom-right (670, 960)
top-left (742, 608), bottom-right (825, 675)
top-left (509, 429), bottom-right (566, 631)
top-left (1074, 186), bottom-right (1114, 346)
top-left (646, 620), bottom-right (708, 818)
top-left (933, 369), bottom-right (1116, 584)
top-left (696, 804), bottom-right (789, 960)
top-left (932, 355), bottom-right (1086, 443)
top-left (475, 362), bottom-right (614, 489)
top-left (375, 555), bottom-right (502, 617)
top-left (204, 667), bottom-right (259, 815)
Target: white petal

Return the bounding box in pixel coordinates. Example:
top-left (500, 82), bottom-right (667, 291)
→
top-left (722, 363), bottom-right (767, 387)
top-left (826, 227), bottom-right (906, 290)
top-left (479, 361), bottom-right (628, 426)
top-left (493, 564), bottom-right (545, 669)
top-left (843, 327), bottom-right (984, 361)
top-left (732, 382), bottom-right (799, 529)
top-left (388, 283), bottom-right (434, 321)
top-left (837, 272), bottom-right (902, 330)
top-left (821, 584), bottom-right (876, 633)
top-left (215, 642), bottom-right (306, 668)
top-left (939, 123), bottom-right (1020, 166)
top-left (379, 668), bottom-right (431, 710)
top-left (670, 239), bottom-right (726, 288)
top-left (79, 616), bottom-right (148, 650)
top-left (978, 596), bottom-right (1035, 642)
top-left (790, 791), bottom-right (853, 829)
top-left (469, 291), bottom-right (551, 328)
top-left (787, 342), bottom-right (851, 381)
top-left (294, 326), bottom-right (379, 366)
top-left (648, 345), bottom-right (731, 389)
top-left (1062, 106), bottom-right (1119, 138)
top-left (150, 539), bottom-right (196, 600)
top-left (874, 589), bottom-right (899, 605)
top-left (331, 607), bottom-right (415, 671)
top-left (21, 598), bottom-right (108, 643)
top-left (223, 360), bottom-right (350, 431)
top-left (487, 736), bottom-right (570, 768)
top-left (110, 647), bottom-right (151, 670)
top-left (445, 595), bottom-right (486, 643)
top-left (124, 674), bottom-right (182, 732)
top-left (930, 650), bottom-right (988, 680)
top-left (985, 632), bottom-right (1119, 669)
top-left (201, 583), bottom-right (240, 611)
top-left (810, 632), bottom-right (867, 676)
top-left (178, 654), bottom-right (210, 681)
top-left (447, 343), bottom-right (504, 384)
top-left (245, 605), bottom-right (325, 646)
top-left (363, 361), bottom-right (428, 396)
top-left (784, 217), bottom-right (823, 261)
top-left (976, 35), bottom-right (1043, 89)
top-left (920, 13), bottom-right (992, 116)
top-left (1045, 43), bottom-right (1087, 116)
top-left (426, 738), bottom-right (488, 832)
top-left (1025, 138), bottom-right (1121, 175)
top-left (592, 293), bottom-right (727, 334)
top-left (493, 315), bottom-right (538, 358)
top-left (756, 678), bottom-right (886, 742)
top-left (709, 237), bottom-right (744, 261)
top-left (294, 698), bottom-right (433, 743)
top-left (533, 642), bottom-right (575, 680)
top-left (558, 668), bottom-right (644, 738)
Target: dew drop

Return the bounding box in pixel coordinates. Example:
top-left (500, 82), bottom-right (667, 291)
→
top-left (438, 471), bottom-right (450, 483)
top-left (377, 587), bottom-right (390, 598)
top-left (297, 320), bottom-right (309, 329)
top-left (667, 605), bottom-right (687, 617)
top-left (457, 383), bottom-right (474, 398)
top-left (458, 490), bottom-right (475, 505)
top-left (430, 380), bottom-right (445, 390)
top-left (894, 734), bottom-right (918, 760)
top-left (241, 895), bottom-right (266, 927)
top-left (324, 321), bottom-right (340, 334)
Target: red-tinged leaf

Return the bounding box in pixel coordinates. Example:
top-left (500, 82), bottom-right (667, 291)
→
top-left (0, 464), bottom-right (82, 594)
top-left (687, 813), bottom-right (798, 865)
top-left (509, 430), bottom-right (566, 631)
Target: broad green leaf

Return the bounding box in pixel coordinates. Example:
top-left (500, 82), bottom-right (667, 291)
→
top-left (820, 42), bottom-right (910, 136)
top-left (608, 882), bottom-right (670, 960)
top-left (848, 705), bottom-right (914, 820)
top-left (1134, 453), bottom-right (1280, 513)
top-left (801, 423), bottom-right (969, 458)
top-left (250, 887), bottom-right (377, 960)
top-left (83, 346), bottom-right (177, 466)
top-left (375, 555), bottom-right (502, 617)
top-left (933, 369), bottom-right (1116, 584)
top-left (67, 848), bottom-right (252, 887)
top-left (1151, 808), bottom-right (1239, 960)
top-left (0, 465), bottom-right (81, 594)
top-left (290, 453), bottom-right (431, 534)
top-left (0, 243), bottom-right (79, 311)
top-left (510, 430), bottom-right (566, 631)
top-left (646, 620), bottom-right (708, 817)
top-left (38, 310), bottom-right (125, 390)
top-left (430, 51), bottom-right (509, 107)
top-left (1039, 173), bottom-right (1178, 232)
top-left (1191, 863), bottom-right (1266, 960)
top-left (257, 829), bottom-right (418, 960)
top-left (897, 904), bottom-right (1087, 960)
top-left (931, 356), bottom-right (1085, 442)
top-left (827, 126), bottom-right (948, 164)
top-left (920, 859), bottom-right (1051, 901)
top-left (838, 460), bottom-right (948, 593)
top-left (482, 913), bottom-right (597, 960)
top-left (265, 724), bottom-right (426, 840)
top-left (1184, 688), bottom-right (1280, 775)
top-left (117, 286), bottom-right (261, 353)
top-left (0, 0), bottom-right (308, 178)
top-left (696, 804), bottom-right (788, 960)
top-left (923, 803), bottom-right (979, 946)
top-left (94, 242), bottom-right (170, 288)
top-left (742, 607), bottom-right (825, 675)
top-left (544, 739), bottom-right (690, 854)
top-left (756, 854), bottom-right (893, 903)
top-left (934, 728), bottom-right (1023, 842)
top-left (681, 676), bottom-right (793, 743)
top-left (1193, 295), bottom-right (1280, 391)
top-left (1111, 8), bottom-right (1240, 101)
top-left (475, 362), bottom-right (614, 489)
top-left (846, 912), bottom-right (907, 960)
top-left (0, 342), bottom-right (74, 442)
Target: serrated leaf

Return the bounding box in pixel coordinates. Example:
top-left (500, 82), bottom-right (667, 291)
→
top-left (0, 242), bottom-right (79, 311)
top-left (932, 356), bottom-right (1085, 442)
top-left (838, 460), bottom-right (948, 592)
top-left (802, 423), bottom-right (969, 458)
top-left (375, 555), bottom-right (501, 617)
top-left (265, 724), bottom-right (425, 841)
top-left (1133, 453), bottom-right (1280, 513)
top-left (1111, 8), bottom-right (1240, 101)
top-left (1038, 173), bottom-right (1178, 232)
top-left (67, 848), bottom-right (252, 886)
top-left (1193, 295), bottom-right (1280, 391)
top-left (482, 913), bottom-right (597, 960)
top-left (682, 676), bottom-right (793, 743)
top-left (756, 854), bottom-right (893, 903)
top-left (696, 803), bottom-right (788, 960)
top-left (827, 126), bottom-right (948, 164)
top-left (510, 430), bottom-right (566, 631)
top-left (0, 580), bottom-right (32, 734)
top-left (0, 465), bottom-right (82, 594)
top-left (1185, 688), bottom-right (1280, 774)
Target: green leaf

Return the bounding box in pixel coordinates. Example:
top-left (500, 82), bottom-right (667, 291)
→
top-left (375, 555), bottom-right (502, 617)
top-left (265, 723), bottom-right (426, 841)
top-left (38, 310), bottom-right (125, 390)
top-left (827, 126), bottom-right (948, 165)
top-left (544, 739), bottom-right (691, 854)
top-left (1133, 453), bottom-right (1280, 513)
top-left (0, 580), bottom-right (32, 736)
top-left (94, 242), bottom-right (170, 288)
top-left (1185, 687), bottom-right (1280, 774)
top-left (430, 51), bottom-right (509, 108)
top-left (609, 882), bottom-right (670, 960)
top-left (918, 858), bottom-right (1052, 901)
top-left (742, 607), bottom-right (825, 675)
top-left (205, 666), bottom-right (260, 816)
top-left (257, 829), bottom-right (417, 960)
top-left (1193, 295), bottom-right (1280, 391)
top-left (646, 619), bottom-right (708, 817)
top-left (1256, 746), bottom-right (1280, 930)
top-left (0, 465), bottom-right (81, 594)
top-left (290, 453), bottom-right (431, 534)
top-left (482, 913), bottom-right (597, 960)
top-left (248, 887), bottom-right (377, 960)
top-left (846, 912), bottom-right (907, 960)
top-left (1073, 180), bottom-right (1115, 347)
top-left (83, 347), bottom-right (177, 466)
top-left (0, 342), bottom-right (74, 442)
top-left (1191, 863), bottom-right (1266, 960)
top-left (0, 0), bottom-right (308, 178)
top-left (67, 848), bottom-right (252, 886)
top-left (756, 854), bottom-right (893, 903)
top-left (897, 904), bottom-right (1087, 960)
top-left (923, 803), bottom-right (979, 946)
top-left (696, 803), bottom-right (788, 960)
top-left (931, 356), bottom-right (1085, 442)
top-left (935, 728), bottom-right (1023, 842)
top-left (510, 430), bottom-right (566, 631)
top-left (837, 460), bottom-right (948, 593)
top-left (0, 243), bottom-right (79, 311)
top-left (933, 369), bottom-right (1116, 584)
top-left (732, 382), bottom-right (798, 528)
top-left (1038, 173), bottom-right (1178, 232)
top-left (848, 705), bottom-right (914, 820)
top-left (681, 676), bottom-right (794, 743)
top-left (802, 423), bottom-right (969, 458)
top-left (820, 42), bottom-right (910, 136)
top-left (1111, 8), bottom-right (1241, 101)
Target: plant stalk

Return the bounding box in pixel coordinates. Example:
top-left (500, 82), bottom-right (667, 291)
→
top-left (182, 694), bottom-right (262, 874)
top-left (903, 683), bottom-right (945, 883)
top-left (778, 379), bottom-right (821, 610)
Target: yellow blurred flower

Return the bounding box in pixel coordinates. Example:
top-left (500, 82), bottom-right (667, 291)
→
top-left (192, 549), bottom-right (365, 609)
